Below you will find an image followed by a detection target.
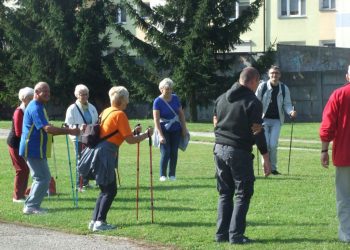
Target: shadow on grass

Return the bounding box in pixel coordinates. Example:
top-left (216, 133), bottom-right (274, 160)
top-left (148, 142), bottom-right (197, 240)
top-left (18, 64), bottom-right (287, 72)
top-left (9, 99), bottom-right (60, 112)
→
top-left (253, 238), bottom-right (339, 244)
top-left (124, 220), bottom-right (214, 228)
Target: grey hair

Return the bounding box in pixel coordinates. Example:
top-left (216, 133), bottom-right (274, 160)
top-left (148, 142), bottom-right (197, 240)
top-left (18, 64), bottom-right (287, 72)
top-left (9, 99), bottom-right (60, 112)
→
top-left (18, 87), bottom-right (34, 101)
top-left (159, 78), bottom-right (174, 90)
top-left (74, 84), bottom-right (89, 98)
top-left (109, 86), bottom-right (129, 106)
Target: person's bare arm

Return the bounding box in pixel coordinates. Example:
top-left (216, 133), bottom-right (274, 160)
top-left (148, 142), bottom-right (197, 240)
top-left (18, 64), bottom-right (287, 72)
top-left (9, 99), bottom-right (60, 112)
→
top-left (124, 127), bottom-right (154, 144)
top-left (43, 124), bottom-right (80, 136)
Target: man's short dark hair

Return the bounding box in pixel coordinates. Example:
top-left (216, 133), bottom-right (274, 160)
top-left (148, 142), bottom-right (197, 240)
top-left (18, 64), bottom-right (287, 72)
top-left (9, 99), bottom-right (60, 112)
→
top-left (240, 67), bottom-right (260, 84)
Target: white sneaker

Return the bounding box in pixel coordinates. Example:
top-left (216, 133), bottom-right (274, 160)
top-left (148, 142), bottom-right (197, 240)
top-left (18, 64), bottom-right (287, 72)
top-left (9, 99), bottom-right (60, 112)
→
top-left (159, 176), bottom-right (167, 182)
top-left (92, 221), bottom-right (116, 232)
top-left (169, 176), bottom-right (176, 181)
top-left (88, 220), bottom-right (95, 231)
top-left (13, 198), bottom-right (25, 203)
top-left (23, 207), bottom-right (47, 215)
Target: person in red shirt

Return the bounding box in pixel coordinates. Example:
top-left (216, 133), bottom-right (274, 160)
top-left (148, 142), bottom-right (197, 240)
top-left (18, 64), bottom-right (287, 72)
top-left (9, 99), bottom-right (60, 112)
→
top-left (7, 87), bottom-right (34, 202)
top-left (320, 65), bottom-right (350, 243)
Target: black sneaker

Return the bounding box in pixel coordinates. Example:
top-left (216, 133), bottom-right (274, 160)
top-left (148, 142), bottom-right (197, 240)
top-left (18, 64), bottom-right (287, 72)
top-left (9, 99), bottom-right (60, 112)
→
top-left (231, 236), bottom-right (253, 244)
top-left (271, 170), bottom-right (282, 175)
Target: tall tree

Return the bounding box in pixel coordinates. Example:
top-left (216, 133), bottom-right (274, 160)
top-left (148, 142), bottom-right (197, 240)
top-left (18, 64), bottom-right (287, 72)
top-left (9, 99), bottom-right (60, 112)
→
top-left (0, 0), bottom-right (111, 109)
top-left (112, 0), bottom-right (263, 121)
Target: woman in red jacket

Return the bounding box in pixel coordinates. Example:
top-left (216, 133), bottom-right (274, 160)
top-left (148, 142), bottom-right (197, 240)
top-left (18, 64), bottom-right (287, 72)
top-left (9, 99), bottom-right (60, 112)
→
top-left (7, 87), bottom-right (34, 202)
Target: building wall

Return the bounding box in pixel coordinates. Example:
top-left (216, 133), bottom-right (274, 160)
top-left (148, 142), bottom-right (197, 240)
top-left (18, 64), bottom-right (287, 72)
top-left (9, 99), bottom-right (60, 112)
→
top-left (336, 0), bottom-right (350, 48)
top-left (240, 0), bottom-right (336, 52)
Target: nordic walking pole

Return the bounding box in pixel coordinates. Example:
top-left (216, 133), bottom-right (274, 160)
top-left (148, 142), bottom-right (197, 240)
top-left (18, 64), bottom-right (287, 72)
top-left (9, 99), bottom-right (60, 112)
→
top-left (148, 128), bottom-right (154, 223)
top-left (256, 147), bottom-right (260, 176)
top-left (52, 136), bottom-right (59, 198)
top-left (74, 124), bottom-right (79, 208)
top-left (64, 124), bottom-right (76, 206)
top-left (287, 106), bottom-right (295, 175)
top-left (134, 124), bottom-right (140, 221)
top-left (116, 167), bottom-right (121, 187)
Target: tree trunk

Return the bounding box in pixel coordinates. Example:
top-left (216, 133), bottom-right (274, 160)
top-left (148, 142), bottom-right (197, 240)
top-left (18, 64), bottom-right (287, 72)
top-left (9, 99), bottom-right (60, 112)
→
top-left (188, 90), bottom-right (198, 122)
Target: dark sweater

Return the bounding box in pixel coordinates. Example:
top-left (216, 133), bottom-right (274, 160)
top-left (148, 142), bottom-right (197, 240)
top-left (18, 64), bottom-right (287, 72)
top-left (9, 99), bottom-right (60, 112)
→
top-left (214, 82), bottom-right (268, 154)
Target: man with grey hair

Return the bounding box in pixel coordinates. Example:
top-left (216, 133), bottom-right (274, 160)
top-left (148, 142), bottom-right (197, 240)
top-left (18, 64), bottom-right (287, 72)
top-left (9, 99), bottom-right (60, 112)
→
top-left (19, 82), bottom-right (80, 214)
top-left (213, 67), bottom-right (271, 244)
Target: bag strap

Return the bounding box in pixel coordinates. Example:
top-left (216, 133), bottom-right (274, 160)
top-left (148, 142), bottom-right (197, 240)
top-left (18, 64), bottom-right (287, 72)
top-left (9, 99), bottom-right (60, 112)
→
top-left (75, 103), bottom-right (87, 124)
top-left (160, 97), bottom-right (178, 117)
top-left (99, 109), bottom-right (119, 141)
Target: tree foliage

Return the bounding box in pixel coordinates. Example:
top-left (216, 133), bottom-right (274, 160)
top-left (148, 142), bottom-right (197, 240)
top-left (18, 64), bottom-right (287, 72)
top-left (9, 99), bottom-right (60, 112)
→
top-left (0, 0), bottom-right (112, 110)
top-left (113, 0), bottom-right (264, 121)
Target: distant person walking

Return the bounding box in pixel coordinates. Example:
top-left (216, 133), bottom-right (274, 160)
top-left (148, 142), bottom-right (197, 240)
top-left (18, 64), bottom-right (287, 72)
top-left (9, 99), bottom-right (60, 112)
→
top-left (7, 87), bottom-right (34, 203)
top-left (65, 84), bottom-right (98, 189)
top-left (213, 67), bottom-right (271, 244)
top-left (320, 66), bottom-right (350, 243)
top-left (255, 65), bottom-right (297, 175)
top-left (153, 78), bottom-right (187, 181)
top-left (19, 82), bottom-right (80, 215)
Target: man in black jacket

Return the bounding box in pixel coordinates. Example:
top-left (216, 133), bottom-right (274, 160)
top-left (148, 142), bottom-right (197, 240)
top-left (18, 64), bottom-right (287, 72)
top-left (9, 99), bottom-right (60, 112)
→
top-left (213, 67), bottom-right (271, 244)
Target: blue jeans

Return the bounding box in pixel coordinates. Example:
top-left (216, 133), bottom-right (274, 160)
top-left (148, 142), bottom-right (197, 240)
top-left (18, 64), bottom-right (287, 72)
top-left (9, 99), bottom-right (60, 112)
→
top-left (263, 118), bottom-right (281, 171)
top-left (159, 129), bottom-right (181, 177)
top-left (214, 144), bottom-right (255, 242)
top-left (25, 158), bottom-right (51, 209)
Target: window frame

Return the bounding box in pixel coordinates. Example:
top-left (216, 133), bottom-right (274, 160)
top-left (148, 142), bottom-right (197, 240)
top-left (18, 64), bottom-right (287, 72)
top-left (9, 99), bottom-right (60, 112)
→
top-left (279, 0), bottom-right (306, 18)
top-left (320, 0), bottom-right (336, 11)
top-left (116, 7), bottom-right (127, 24)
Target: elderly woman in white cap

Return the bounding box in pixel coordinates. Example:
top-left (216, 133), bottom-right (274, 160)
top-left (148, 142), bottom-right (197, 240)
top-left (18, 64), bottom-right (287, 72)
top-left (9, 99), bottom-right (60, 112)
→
top-left (65, 84), bottom-right (98, 189)
top-left (7, 87), bottom-right (34, 202)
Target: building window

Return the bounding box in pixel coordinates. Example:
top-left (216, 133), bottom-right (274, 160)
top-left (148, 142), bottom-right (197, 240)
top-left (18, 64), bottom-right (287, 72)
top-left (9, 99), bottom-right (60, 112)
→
top-left (320, 0), bottom-right (335, 10)
top-left (116, 7), bottom-right (127, 24)
top-left (229, 1), bottom-right (250, 21)
top-left (320, 40), bottom-right (336, 47)
top-left (280, 0), bottom-right (306, 17)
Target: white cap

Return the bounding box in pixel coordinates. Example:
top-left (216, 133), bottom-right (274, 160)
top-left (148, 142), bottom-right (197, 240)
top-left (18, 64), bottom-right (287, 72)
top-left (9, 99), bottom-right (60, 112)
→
top-left (18, 87), bottom-right (34, 101)
top-left (348, 65), bottom-right (350, 74)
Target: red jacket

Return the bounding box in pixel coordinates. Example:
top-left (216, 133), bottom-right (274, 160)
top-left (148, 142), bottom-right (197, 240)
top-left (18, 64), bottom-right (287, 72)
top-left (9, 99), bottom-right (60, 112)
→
top-left (320, 83), bottom-right (350, 167)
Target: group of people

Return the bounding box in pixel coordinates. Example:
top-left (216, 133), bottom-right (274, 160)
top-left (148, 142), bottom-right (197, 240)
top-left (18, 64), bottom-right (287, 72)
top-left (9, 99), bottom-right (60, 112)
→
top-left (6, 78), bottom-right (187, 232)
top-left (6, 64), bottom-right (350, 243)
top-left (213, 64), bottom-right (350, 245)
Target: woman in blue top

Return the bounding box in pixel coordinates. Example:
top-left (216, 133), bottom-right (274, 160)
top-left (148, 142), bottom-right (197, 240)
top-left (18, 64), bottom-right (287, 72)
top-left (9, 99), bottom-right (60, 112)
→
top-left (153, 78), bottom-right (187, 181)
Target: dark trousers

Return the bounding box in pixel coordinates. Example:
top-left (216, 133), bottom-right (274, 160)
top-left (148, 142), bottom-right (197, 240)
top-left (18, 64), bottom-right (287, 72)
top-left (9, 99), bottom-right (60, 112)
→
top-left (8, 146), bottom-right (30, 200)
top-left (75, 141), bottom-right (89, 186)
top-left (92, 173), bottom-right (117, 222)
top-left (159, 129), bottom-right (181, 177)
top-left (214, 144), bottom-right (255, 242)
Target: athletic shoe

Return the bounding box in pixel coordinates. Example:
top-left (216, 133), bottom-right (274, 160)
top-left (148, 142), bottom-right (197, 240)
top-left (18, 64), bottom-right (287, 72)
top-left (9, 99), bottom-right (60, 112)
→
top-left (23, 207), bottom-right (47, 215)
top-left (169, 176), bottom-right (176, 181)
top-left (92, 221), bottom-right (117, 232)
top-left (159, 176), bottom-right (167, 182)
top-left (231, 236), bottom-right (253, 244)
top-left (13, 198), bottom-right (25, 203)
top-left (88, 220), bottom-right (95, 231)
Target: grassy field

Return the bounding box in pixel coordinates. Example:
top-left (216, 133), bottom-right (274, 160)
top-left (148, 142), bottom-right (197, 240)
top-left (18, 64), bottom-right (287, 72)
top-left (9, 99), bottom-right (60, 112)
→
top-left (1, 121), bottom-right (347, 249)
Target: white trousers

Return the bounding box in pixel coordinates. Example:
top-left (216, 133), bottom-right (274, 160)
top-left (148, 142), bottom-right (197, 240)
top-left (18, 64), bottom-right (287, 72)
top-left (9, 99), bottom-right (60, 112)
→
top-left (336, 167), bottom-right (350, 242)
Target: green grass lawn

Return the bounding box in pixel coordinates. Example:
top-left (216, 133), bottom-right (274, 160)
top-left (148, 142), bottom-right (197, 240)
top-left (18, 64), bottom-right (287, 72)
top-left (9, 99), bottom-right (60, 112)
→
top-left (1, 121), bottom-right (347, 249)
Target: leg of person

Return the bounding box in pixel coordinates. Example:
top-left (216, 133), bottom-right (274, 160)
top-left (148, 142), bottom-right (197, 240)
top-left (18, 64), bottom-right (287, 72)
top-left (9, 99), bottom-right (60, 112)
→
top-left (24, 158), bottom-right (51, 214)
top-left (229, 149), bottom-right (255, 244)
top-left (159, 130), bottom-right (170, 180)
top-left (168, 130), bottom-right (181, 180)
top-left (8, 146), bottom-right (30, 201)
top-left (268, 119), bottom-right (282, 174)
top-left (214, 144), bottom-right (235, 242)
top-left (336, 167), bottom-right (350, 242)
top-left (92, 175), bottom-right (117, 232)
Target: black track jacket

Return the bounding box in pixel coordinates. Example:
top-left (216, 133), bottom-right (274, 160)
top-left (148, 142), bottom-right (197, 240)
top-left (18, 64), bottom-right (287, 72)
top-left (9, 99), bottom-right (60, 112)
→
top-left (214, 82), bottom-right (268, 154)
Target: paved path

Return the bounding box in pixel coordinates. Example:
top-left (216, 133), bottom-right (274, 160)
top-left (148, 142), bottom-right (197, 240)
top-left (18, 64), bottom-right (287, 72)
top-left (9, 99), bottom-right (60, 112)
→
top-left (0, 221), bottom-right (164, 250)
